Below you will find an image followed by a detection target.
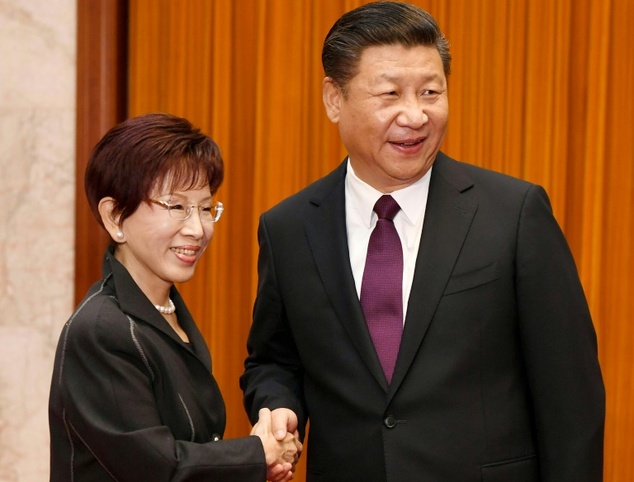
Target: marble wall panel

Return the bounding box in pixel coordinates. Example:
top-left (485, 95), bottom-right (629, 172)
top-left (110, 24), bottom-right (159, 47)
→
top-left (0, 0), bottom-right (76, 480)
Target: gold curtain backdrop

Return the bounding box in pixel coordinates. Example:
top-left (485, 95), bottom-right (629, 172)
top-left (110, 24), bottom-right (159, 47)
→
top-left (123, 0), bottom-right (633, 480)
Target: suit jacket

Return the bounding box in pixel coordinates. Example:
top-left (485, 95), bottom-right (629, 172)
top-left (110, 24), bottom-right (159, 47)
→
top-left (241, 153), bottom-right (605, 482)
top-left (49, 246), bottom-right (266, 481)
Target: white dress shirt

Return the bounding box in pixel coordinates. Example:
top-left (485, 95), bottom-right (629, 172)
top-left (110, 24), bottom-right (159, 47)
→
top-left (345, 159), bottom-right (431, 324)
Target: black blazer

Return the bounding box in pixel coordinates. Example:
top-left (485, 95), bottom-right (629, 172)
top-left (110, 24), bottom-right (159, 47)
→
top-left (242, 153), bottom-right (605, 482)
top-left (49, 247), bottom-right (266, 481)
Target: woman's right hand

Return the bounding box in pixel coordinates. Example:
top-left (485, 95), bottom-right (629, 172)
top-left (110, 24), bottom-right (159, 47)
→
top-left (251, 408), bottom-right (302, 481)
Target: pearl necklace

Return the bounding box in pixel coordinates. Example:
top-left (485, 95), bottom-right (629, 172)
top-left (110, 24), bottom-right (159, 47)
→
top-left (154, 298), bottom-right (176, 314)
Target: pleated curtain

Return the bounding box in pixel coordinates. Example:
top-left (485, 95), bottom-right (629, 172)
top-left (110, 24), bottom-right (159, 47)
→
top-left (76, 1), bottom-right (634, 480)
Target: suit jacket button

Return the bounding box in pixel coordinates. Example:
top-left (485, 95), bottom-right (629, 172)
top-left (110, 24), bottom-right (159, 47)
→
top-left (384, 415), bottom-right (397, 428)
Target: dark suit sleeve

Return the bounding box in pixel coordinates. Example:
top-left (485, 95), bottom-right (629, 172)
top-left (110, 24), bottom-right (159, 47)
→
top-left (241, 215), bottom-right (307, 432)
top-left (515, 185), bottom-right (605, 481)
top-left (51, 300), bottom-right (266, 482)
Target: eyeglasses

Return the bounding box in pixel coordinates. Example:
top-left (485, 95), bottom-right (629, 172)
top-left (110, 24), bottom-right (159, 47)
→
top-left (149, 199), bottom-right (224, 223)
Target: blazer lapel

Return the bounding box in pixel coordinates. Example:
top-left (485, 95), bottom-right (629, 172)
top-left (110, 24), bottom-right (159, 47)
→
top-left (104, 248), bottom-right (213, 373)
top-left (304, 162), bottom-right (388, 389)
top-left (389, 154), bottom-right (478, 395)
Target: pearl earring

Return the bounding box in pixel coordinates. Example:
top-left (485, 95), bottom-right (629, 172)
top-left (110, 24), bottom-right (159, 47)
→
top-left (116, 231), bottom-right (124, 239)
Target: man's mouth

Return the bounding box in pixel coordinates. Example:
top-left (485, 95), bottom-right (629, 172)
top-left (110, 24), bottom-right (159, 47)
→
top-left (392, 137), bottom-right (425, 147)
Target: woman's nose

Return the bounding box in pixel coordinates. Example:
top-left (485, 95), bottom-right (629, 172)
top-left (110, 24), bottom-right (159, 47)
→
top-left (182, 208), bottom-right (207, 238)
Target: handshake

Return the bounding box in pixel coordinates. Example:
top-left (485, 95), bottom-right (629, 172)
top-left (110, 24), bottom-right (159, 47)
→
top-left (251, 408), bottom-right (303, 482)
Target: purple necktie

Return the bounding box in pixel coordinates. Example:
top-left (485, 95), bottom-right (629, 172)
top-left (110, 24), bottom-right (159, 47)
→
top-left (360, 195), bottom-right (403, 384)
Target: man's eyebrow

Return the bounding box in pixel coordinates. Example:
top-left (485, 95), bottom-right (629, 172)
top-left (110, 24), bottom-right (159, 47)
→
top-left (376, 72), bottom-right (444, 83)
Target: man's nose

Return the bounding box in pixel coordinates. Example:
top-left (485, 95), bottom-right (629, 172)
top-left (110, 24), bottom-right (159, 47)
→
top-left (396, 97), bottom-right (428, 128)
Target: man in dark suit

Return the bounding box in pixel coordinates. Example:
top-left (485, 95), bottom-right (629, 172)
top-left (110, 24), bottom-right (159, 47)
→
top-left (241, 2), bottom-right (605, 481)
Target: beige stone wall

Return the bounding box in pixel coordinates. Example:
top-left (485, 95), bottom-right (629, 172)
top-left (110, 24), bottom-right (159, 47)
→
top-left (0, 0), bottom-right (76, 480)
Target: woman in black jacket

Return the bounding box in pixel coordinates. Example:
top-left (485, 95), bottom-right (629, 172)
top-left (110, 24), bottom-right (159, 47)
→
top-left (49, 113), bottom-right (300, 481)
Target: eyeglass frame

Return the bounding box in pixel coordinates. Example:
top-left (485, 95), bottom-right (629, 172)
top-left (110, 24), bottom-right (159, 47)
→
top-left (148, 199), bottom-right (224, 223)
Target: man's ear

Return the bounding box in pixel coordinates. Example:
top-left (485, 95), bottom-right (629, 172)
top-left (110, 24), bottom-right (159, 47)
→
top-left (322, 77), bottom-right (343, 123)
top-left (98, 197), bottom-right (124, 242)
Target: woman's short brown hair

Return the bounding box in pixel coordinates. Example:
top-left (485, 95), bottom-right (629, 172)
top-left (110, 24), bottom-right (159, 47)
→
top-left (85, 113), bottom-right (224, 229)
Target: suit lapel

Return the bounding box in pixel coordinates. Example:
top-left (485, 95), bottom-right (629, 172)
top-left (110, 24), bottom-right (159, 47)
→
top-left (304, 162), bottom-right (388, 389)
top-left (389, 154), bottom-right (478, 396)
top-left (303, 155), bottom-right (478, 394)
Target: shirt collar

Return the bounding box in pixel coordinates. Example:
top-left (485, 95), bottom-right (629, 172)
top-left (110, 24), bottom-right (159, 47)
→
top-left (346, 158), bottom-right (432, 229)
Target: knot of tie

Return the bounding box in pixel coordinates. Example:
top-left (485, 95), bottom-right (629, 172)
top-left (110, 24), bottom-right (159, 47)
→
top-left (374, 195), bottom-right (400, 221)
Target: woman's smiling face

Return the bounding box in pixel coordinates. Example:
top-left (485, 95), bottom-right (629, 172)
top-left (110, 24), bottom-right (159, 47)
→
top-left (114, 181), bottom-right (215, 296)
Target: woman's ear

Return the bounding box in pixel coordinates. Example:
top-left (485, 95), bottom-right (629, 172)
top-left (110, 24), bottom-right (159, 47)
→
top-left (98, 197), bottom-right (125, 243)
top-left (322, 77), bottom-right (343, 123)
